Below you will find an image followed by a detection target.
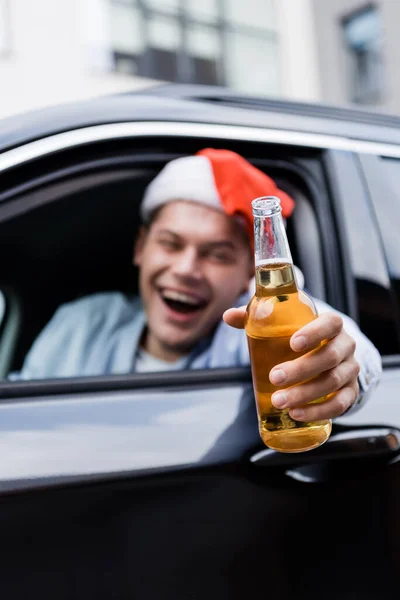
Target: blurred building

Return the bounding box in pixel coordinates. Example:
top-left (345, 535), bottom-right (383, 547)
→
top-left (0, 0), bottom-right (321, 119)
top-left (311, 0), bottom-right (400, 112)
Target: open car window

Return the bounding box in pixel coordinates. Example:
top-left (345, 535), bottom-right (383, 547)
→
top-left (0, 144), bottom-right (337, 383)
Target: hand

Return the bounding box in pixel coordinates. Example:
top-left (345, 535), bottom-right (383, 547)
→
top-left (223, 308), bottom-right (360, 421)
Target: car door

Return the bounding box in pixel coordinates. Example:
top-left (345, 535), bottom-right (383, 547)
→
top-left (0, 122), bottom-right (399, 600)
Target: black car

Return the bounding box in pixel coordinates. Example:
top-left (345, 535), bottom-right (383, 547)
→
top-left (0, 84), bottom-right (399, 600)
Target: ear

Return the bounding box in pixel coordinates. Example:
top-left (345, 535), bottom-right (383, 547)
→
top-left (133, 226), bottom-right (148, 267)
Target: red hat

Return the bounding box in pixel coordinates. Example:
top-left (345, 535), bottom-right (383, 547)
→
top-left (141, 148), bottom-right (295, 245)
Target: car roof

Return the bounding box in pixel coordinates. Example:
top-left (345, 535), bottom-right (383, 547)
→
top-left (2, 83), bottom-right (400, 152)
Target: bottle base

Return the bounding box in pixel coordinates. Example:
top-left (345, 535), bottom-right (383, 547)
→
top-left (260, 421), bottom-right (332, 453)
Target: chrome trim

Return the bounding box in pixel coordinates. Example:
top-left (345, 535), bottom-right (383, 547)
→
top-left (1, 121), bottom-right (400, 174)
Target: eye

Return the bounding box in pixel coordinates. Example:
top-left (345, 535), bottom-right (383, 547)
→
top-left (208, 250), bottom-right (235, 264)
top-left (158, 238), bottom-right (180, 251)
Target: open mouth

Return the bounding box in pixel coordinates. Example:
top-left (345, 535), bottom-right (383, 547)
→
top-left (160, 289), bottom-right (208, 314)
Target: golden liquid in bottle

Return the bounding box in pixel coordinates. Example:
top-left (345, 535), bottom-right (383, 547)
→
top-left (245, 262), bottom-right (332, 453)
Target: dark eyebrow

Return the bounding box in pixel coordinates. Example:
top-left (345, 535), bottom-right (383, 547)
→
top-left (155, 230), bottom-right (238, 251)
top-left (202, 241), bottom-right (237, 252)
top-left (155, 229), bottom-right (182, 239)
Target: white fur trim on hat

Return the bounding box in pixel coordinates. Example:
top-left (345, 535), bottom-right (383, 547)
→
top-left (141, 155), bottom-right (222, 221)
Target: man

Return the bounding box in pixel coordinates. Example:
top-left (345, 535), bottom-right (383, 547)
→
top-left (15, 149), bottom-right (381, 422)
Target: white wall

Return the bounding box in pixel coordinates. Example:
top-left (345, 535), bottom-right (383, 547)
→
top-left (0, 0), bottom-right (154, 120)
top-left (276, 0), bottom-right (321, 102)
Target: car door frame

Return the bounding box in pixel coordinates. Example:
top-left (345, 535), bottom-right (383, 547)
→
top-left (0, 119), bottom-right (399, 495)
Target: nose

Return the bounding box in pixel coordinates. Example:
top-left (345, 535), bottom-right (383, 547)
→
top-left (172, 247), bottom-right (202, 281)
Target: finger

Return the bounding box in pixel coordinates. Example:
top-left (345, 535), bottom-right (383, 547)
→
top-left (222, 306), bottom-right (246, 329)
top-left (271, 359), bottom-right (360, 409)
top-left (290, 312), bottom-right (343, 352)
top-left (288, 384), bottom-right (359, 422)
top-left (270, 330), bottom-right (356, 387)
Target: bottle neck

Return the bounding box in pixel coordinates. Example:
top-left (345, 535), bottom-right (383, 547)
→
top-left (254, 210), bottom-right (293, 268)
top-left (252, 198), bottom-right (296, 294)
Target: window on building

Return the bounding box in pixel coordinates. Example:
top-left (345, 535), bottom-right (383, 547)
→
top-left (111, 1), bottom-right (145, 75)
top-left (0, 0), bottom-right (11, 54)
top-left (187, 23), bottom-right (221, 86)
top-left (342, 5), bottom-right (384, 105)
top-left (108, 0), bottom-right (279, 95)
top-left (146, 13), bottom-right (181, 81)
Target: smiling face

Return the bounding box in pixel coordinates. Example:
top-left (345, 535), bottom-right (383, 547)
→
top-left (134, 201), bottom-right (254, 362)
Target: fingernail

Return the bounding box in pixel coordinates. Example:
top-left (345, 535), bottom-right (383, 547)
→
top-left (292, 335), bottom-right (307, 352)
top-left (290, 409), bottom-right (304, 420)
top-left (270, 368), bottom-right (287, 385)
top-left (272, 392), bottom-right (287, 409)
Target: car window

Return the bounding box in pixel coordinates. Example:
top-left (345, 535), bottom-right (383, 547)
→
top-left (330, 150), bottom-right (399, 356)
top-left (0, 153), bottom-right (333, 382)
top-left (378, 158), bottom-right (400, 278)
top-left (368, 156), bottom-right (400, 354)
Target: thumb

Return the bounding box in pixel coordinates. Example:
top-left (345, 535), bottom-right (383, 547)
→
top-left (222, 306), bottom-right (247, 329)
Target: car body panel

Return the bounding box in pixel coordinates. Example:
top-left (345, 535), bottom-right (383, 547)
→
top-left (0, 383), bottom-right (256, 492)
top-left (3, 84), bottom-right (400, 155)
top-left (0, 369), bottom-right (396, 495)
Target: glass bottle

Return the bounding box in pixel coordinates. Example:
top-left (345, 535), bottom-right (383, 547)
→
top-left (245, 196), bottom-right (332, 453)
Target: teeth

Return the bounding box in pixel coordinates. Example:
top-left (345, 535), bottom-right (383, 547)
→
top-left (162, 290), bottom-right (202, 306)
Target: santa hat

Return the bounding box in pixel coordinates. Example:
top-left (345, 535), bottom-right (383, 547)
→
top-left (140, 148), bottom-right (295, 244)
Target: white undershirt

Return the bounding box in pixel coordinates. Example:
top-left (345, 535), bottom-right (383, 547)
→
top-left (135, 347), bottom-right (188, 373)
